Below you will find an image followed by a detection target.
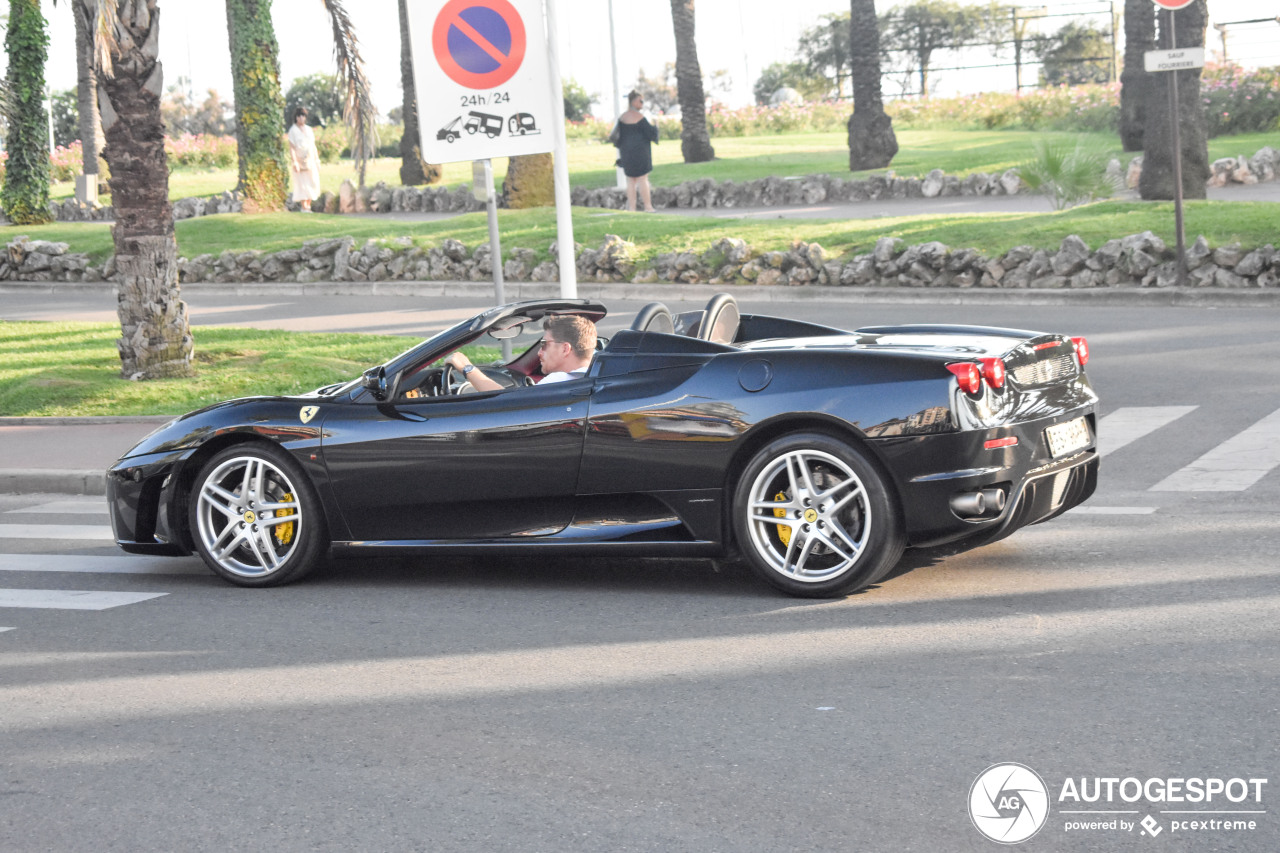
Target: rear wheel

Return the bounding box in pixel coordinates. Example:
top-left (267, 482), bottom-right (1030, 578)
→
top-left (189, 443), bottom-right (326, 587)
top-left (732, 433), bottom-right (903, 597)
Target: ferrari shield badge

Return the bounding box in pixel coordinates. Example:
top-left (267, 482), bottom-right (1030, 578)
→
top-left (299, 405), bottom-right (320, 424)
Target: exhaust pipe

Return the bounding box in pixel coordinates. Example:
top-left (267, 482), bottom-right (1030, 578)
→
top-left (950, 491), bottom-right (986, 518)
top-left (980, 488), bottom-right (1007, 514)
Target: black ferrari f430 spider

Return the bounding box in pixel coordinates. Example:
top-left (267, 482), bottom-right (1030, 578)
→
top-left (108, 295), bottom-right (1098, 597)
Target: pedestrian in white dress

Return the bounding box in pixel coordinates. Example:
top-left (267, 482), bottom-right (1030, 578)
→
top-left (287, 107), bottom-right (321, 211)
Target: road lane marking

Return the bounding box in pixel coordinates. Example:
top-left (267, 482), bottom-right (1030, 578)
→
top-left (1066, 506), bottom-right (1157, 515)
top-left (1097, 406), bottom-right (1197, 456)
top-left (0, 627), bottom-right (13, 633)
top-left (1150, 407), bottom-right (1280, 492)
top-left (0, 555), bottom-right (205, 575)
top-left (4, 499), bottom-right (106, 515)
top-left (0, 589), bottom-right (167, 610)
top-left (0, 524), bottom-right (115, 540)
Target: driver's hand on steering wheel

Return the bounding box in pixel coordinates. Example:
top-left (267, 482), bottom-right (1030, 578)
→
top-left (445, 352), bottom-right (473, 371)
top-left (444, 351), bottom-right (502, 393)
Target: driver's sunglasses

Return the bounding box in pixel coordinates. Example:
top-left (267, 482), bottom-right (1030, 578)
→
top-left (538, 338), bottom-right (565, 349)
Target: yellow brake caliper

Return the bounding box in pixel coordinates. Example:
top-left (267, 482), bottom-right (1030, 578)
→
top-left (774, 490), bottom-right (791, 546)
top-left (274, 492), bottom-right (294, 545)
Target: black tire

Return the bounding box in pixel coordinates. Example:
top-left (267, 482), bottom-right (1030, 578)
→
top-left (188, 443), bottom-right (327, 587)
top-left (732, 432), bottom-right (904, 598)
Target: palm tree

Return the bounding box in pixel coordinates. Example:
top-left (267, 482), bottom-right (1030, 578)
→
top-left (1138, 0), bottom-right (1210, 200)
top-left (64, 0), bottom-right (104, 199)
top-left (224, 0), bottom-right (377, 210)
top-left (1119, 0), bottom-right (1156, 151)
top-left (396, 0), bottom-right (439, 186)
top-left (847, 0), bottom-right (897, 170)
top-left (668, 0), bottom-right (714, 163)
top-left (78, 0), bottom-right (194, 379)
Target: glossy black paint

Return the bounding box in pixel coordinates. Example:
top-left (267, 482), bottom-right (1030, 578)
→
top-left (107, 299), bottom-right (1099, 576)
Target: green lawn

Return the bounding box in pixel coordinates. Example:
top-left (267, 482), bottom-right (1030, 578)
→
top-left (48, 129), bottom-right (1280, 203)
top-left (0, 321), bottom-right (502, 417)
top-left (11, 199), bottom-right (1278, 268)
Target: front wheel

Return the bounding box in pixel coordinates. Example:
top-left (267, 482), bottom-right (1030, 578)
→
top-left (732, 433), bottom-right (903, 598)
top-left (189, 443), bottom-right (327, 586)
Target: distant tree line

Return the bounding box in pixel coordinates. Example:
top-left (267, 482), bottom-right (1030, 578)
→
top-left (754, 1), bottom-right (1116, 104)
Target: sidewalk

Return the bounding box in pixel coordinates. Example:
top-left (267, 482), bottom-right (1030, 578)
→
top-left (0, 417), bottom-right (168, 496)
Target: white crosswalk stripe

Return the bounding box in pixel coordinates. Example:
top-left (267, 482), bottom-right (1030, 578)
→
top-left (0, 498), bottom-right (174, 622)
top-left (0, 554), bottom-right (204, 575)
top-left (3, 499), bottom-right (108, 515)
top-left (0, 523), bottom-right (115, 540)
top-left (1097, 406), bottom-right (1198, 456)
top-left (1150, 407), bottom-right (1280, 492)
top-left (0, 589), bottom-right (167, 610)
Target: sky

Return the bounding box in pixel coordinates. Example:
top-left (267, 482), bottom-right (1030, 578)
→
top-left (35, 0), bottom-right (1279, 121)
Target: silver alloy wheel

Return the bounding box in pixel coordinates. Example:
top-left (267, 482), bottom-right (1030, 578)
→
top-left (744, 448), bottom-right (870, 583)
top-left (194, 454), bottom-right (304, 578)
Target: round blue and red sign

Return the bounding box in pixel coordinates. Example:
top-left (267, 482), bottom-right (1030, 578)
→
top-left (432, 0), bottom-right (527, 90)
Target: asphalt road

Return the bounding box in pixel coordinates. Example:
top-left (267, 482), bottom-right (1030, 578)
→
top-left (1, 297), bottom-right (1278, 851)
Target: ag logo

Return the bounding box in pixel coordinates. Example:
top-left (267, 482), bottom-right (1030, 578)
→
top-left (969, 763), bottom-right (1050, 844)
top-left (299, 406), bottom-right (320, 424)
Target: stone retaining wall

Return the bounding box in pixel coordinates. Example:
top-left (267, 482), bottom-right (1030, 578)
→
top-left (5, 231), bottom-right (1277, 290)
top-left (42, 145), bottom-right (1280, 222)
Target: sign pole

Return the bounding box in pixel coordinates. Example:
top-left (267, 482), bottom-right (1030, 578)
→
top-left (542, 0), bottom-right (578, 298)
top-left (480, 158), bottom-right (512, 360)
top-left (1166, 8), bottom-right (1187, 287)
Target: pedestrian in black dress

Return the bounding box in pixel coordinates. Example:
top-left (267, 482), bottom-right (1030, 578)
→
top-left (610, 90), bottom-right (659, 212)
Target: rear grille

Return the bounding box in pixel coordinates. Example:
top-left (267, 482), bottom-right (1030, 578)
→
top-left (1011, 352), bottom-right (1076, 386)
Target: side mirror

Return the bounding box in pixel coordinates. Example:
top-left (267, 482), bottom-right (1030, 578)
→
top-left (361, 366), bottom-right (389, 401)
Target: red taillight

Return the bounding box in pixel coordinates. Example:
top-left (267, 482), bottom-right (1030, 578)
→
top-left (985, 436), bottom-right (1019, 449)
top-left (947, 362), bottom-right (983, 395)
top-left (980, 357), bottom-right (1006, 390)
top-left (1072, 336), bottom-right (1090, 366)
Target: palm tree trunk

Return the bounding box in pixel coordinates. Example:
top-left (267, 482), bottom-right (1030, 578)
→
top-left (91, 0), bottom-right (194, 379)
top-left (1120, 0), bottom-right (1156, 152)
top-left (71, 1), bottom-right (104, 181)
top-left (847, 0), bottom-right (897, 171)
top-left (226, 0), bottom-right (288, 212)
top-left (669, 0), bottom-right (714, 163)
top-left (1139, 0), bottom-right (1209, 200)
top-left (397, 0), bottom-right (439, 186)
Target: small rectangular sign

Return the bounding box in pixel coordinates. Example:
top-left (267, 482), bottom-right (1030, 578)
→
top-left (1144, 47), bottom-right (1205, 73)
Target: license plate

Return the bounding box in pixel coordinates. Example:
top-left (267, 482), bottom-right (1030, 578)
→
top-left (1045, 416), bottom-right (1090, 457)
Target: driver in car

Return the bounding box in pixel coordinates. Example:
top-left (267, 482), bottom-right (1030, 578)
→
top-left (446, 315), bottom-right (596, 392)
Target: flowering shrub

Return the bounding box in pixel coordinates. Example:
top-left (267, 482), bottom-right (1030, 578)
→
top-left (314, 124), bottom-right (346, 164)
top-left (164, 133), bottom-right (238, 169)
top-left (887, 84), bottom-right (1120, 132)
top-left (49, 142), bottom-right (83, 182)
top-left (706, 102), bottom-right (848, 137)
top-left (1202, 64), bottom-right (1280, 137)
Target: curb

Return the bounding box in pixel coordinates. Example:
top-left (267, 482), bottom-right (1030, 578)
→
top-left (0, 416), bottom-right (171, 426)
top-left (3, 279), bottom-right (1280, 307)
top-left (0, 469), bottom-right (106, 497)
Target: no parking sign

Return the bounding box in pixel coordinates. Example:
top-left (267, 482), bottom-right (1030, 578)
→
top-left (406, 0), bottom-right (556, 163)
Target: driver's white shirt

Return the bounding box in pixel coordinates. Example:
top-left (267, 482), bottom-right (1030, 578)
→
top-left (538, 368), bottom-right (588, 384)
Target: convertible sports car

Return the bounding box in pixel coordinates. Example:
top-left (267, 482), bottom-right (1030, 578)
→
top-left (108, 294), bottom-right (1099, 597)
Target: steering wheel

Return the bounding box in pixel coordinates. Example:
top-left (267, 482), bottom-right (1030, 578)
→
top-left (441, 362), bottom-right (473, 395)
